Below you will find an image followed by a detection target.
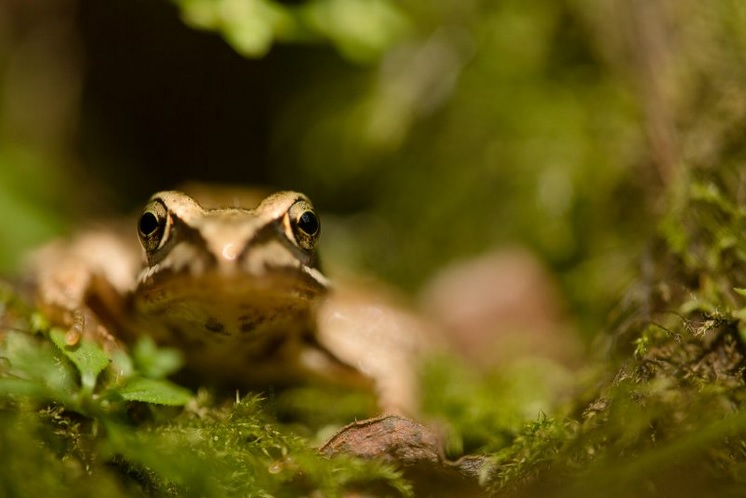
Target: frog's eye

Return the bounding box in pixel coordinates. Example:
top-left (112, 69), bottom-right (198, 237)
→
top-left (139, 212), bottom-right (159, 236)
top-left (287, 199), bottom-right (320, 251)
top-left (138, 199), bottom-right (169, 253)
top-left (298, 211), bottom-right (320, 237)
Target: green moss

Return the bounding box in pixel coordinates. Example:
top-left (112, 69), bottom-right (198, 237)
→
top-left (475, 165), bottom-right (746, 495)
top-left (420, 354), bottom-right (574, 457)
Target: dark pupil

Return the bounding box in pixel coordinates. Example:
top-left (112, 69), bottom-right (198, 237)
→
top-left (298, 211), bottom-right (319, 235)
top-left (139, 212), bottom-right (160, 235)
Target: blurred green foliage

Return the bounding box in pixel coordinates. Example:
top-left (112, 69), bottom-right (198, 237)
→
top-left (163, 0), bottom-right (659, 340)
top-left (0, 156), bottom-right (68, 274)
top-left (0, 0), bottom-right (658, 340)
top-left (175, 0), bottom-right (411, 61)
top-left (420, 353), bottom-right (574, 457)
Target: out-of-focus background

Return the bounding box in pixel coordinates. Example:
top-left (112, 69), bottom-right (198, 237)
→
top-left (0, 0), bottom-right (739, 346)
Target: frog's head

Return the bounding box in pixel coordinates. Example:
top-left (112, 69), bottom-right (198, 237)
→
top-left (132, 190), bottom-right (329, 352)
top-left (136, 190), bottom-right (327, 287)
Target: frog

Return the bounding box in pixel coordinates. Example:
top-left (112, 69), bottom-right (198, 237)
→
top-left (26, 187), bottom-right (426, 414)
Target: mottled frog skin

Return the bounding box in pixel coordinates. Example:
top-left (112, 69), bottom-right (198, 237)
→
top-left (28, 188), bottom-right (424, 413)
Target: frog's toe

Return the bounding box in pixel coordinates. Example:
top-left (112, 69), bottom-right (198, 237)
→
top-left (64, 309), bottom-right (86, 346)
top-left (64, 308), bottom-right (121, 352)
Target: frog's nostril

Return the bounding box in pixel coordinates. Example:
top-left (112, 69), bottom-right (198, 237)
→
top-left (221, 243), bottom-right (239, 261)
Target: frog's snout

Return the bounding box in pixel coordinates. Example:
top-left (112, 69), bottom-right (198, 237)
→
top-left (219, 242), bottom-right (241, 262)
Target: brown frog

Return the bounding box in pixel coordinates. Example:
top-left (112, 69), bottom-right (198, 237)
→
top-left (28, 188), bottom-right (425, 413)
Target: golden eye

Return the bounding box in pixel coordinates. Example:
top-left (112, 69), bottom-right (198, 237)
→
top-left (138, 199), bottom-right (169, 253)
top-left (288, 199), bottom-right (320, 251)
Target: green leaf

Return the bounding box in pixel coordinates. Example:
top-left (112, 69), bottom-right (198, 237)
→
top-left (735, 287), bottom-right (746, 297)
top-left (1, 330), bottom-right (78, 399)
top-left (119, 377), bottom-right (193, 406)
top-left (50, 328), bottom-right (110, 392)
top-left (131, 336), bottom-right (184, 379)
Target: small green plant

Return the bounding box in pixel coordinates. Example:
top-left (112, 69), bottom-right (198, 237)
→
top-left (1, 318), bottom-right (192, 414)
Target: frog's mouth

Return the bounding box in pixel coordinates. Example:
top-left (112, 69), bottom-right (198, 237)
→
top-left (132, 269), bottom-right (328, 343)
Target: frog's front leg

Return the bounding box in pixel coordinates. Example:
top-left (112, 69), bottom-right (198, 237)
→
top-left (315, 287), bottom-right (436, 415)
top-left (26, 230), bottom-right (140, 349)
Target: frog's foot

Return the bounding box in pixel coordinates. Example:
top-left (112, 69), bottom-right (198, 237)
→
top-left (26, 230), bottom-right (135, 352)
top-left (63, 307), bottom-right (121, 353)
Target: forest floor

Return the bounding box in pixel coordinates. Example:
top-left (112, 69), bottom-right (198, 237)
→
top-left (3, 169), bottom-right (746, 497)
